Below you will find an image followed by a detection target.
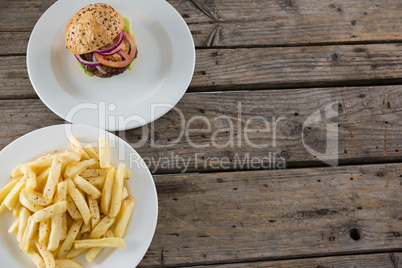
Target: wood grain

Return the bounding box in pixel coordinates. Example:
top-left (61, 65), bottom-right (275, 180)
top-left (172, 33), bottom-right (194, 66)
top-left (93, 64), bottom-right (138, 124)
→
top-left (3, 0), bottom-right (402, 47)
top-left (190, 44), bottom-right (402, 91)
top-left (1, 86), bottom-right (401, 173)
top-left (3, 44), bottom-right (402, 98)
top-left (0, 99), bottom-right (64, 147)
top-left (122, 85), bottom-right (402, 173)
top-left (138, 163), bottom-right (402, 266)
top-left (179, 253), bottom-right (402, 268)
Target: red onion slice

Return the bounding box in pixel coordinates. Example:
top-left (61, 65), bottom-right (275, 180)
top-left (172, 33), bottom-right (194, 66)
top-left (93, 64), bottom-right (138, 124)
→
top-left (92, 53), bottom-right (106, 74)
top-left (94, 31), bottom-right (124, 54)
top-left (96, 48), bottom-right (121, 56)
top-left (75, 54), bottom-right (101, 66)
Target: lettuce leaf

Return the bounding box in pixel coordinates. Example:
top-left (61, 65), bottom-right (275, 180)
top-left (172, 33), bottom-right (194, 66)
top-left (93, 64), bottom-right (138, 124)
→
top-left (77, 61), bottom-right (95, 77)
top-left (122, 16), bottom-right (134, 37)
top-left (78, 15), bottom-right (135, 76)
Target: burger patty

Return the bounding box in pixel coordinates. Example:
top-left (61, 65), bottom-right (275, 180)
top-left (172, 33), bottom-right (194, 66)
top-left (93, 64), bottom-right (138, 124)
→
top-left (81, 48), bottom-right (138, 78)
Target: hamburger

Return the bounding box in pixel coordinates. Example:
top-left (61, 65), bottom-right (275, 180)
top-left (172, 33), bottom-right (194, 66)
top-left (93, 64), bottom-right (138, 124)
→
top-left (65, 3), bottom-right (138, 78)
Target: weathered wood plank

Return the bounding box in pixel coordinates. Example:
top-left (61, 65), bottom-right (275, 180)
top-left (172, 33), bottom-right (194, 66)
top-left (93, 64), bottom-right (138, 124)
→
top-left (0, 0), bottom-right (55, 31)
top-left (0, 33), bottom-right (28, 55)
top-left (139, 163), bottom-right (402, 266)
top-left (122, 85), bottom-right (402, 173)
top-left (190, 44), bottom-right (402, 91)
top-left (0, 56), bottom-right (32, 99)
top-left (3, 44), bottom-right (402, 98)
top-left (2, 0), bottom-right (402, 47)
top-left (185, 0), bottom-right (402, 47)
top-left (1, 86), bottom-right (402, 173)
top-left (172, 253), bottom-right (402, 268)
top-left (0, 99), bottom-right (64, 147)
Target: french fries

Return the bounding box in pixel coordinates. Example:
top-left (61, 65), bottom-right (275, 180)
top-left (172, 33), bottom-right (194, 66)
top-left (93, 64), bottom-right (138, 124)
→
top-left (74, 237), bottom-right (125, 249)
top-left (43, 157), bottom-right (62, 200)
top-left (0, 136), bottom-right (135, 268)
top-left (101, 167), bottom-right (115, 215)
top-left (73, 175), bottom-right (101, 199)
top-left (27, 248), bottom-right (46, 268)
top-left (85, 230), bottom-right (114, 263)
top-left (66, 179), bottom-right (91, 226)
top-left (55, 259), bottom-right (83, 268)
top-left (58, 219), bottom-right (83, 258)
top-left (114, 196), bottom-right (135, 238)
top-left (32, 201), bottom-right (67, 222)
top-left (109, 163), bottom-right (125, 217)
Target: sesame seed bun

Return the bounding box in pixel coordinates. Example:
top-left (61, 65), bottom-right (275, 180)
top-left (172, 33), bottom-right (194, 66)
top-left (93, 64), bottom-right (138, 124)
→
top-left (65, 3), bottom-right (124, 55)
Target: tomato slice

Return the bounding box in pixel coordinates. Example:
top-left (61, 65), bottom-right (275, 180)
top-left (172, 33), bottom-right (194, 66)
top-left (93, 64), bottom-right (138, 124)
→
top-left (94, 30), bottom-right (137, 68)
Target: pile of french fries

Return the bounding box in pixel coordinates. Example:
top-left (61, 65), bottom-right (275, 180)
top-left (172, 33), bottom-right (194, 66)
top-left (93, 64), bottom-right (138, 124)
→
top-left (0, 136), bottom-right (135, 268)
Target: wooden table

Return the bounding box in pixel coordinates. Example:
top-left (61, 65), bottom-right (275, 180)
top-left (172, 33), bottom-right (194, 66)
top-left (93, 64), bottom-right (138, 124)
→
top-left (1, 0), bottom-right (402, 267)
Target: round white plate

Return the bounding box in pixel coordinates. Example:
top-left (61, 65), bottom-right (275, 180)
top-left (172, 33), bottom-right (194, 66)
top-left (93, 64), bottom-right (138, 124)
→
top-left (0, 124), bottom-right (158, 268)
top-left (27, 0), bottom-right (195, 131)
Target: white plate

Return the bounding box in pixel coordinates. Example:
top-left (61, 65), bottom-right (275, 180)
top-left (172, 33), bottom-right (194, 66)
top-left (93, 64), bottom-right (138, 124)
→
top-left (0, 124), bottom-right (158, 268)
top-left (27, 0), bottom-right (195, 131)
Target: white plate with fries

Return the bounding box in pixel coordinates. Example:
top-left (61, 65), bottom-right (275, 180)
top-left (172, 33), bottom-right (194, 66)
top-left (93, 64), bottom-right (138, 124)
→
top-left (0, 124), bottom-right (157, 268)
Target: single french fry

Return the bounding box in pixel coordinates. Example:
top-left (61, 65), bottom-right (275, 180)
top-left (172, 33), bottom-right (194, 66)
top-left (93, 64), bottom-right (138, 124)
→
top-left (55, 181), bottom-right (67, 203)
top-left (64, 159), bottom-right (98, 179)
top-left (8, 217), bottom-right (19, 233)
top-left (99, 137), bottom-right (112, 169)
top-left (27, 248), bottom-right (45, 268)
top-left (70, 136), bottom-right (90, 160)
top-left (36, 167), bottom-right (50, 192)
top-left (22, 189), bottom-right (52, 207)
top-left (73, 175), bottom-right (101, 199)
top-left (88, 196), bottom-right (100, 229)
top-left (0, 179), bottom-right (18, 203)
top-left (66, 194), bottom-right (82, 220)
top-left (80, 169), bottom-right (105, 178)
top-left (55, 259), bottom-right (83, 268)
top-left (3, 179), bottom-right (26, 210)
top-left (20, 165), bottom-right (37, 190)
top-left (35, 239), bottom-right (56, 268)
top-left (100, 167), bottom-right (115, 215)
top-left (48, 213), bottom-right (63, 251)
top-left (21, 216), bottom-right (39, 253)
top-left (43, 157), bottom-right (62, 200)
top-left (17, 207), bottom-right (31, 242)
top-left (85, 230), bottom-right (114, 263)
top-left (81, 222), bottom-right (91, 234)
top-left (12, 201), bottom-right (22, 217)
top-left (65, 248), bottom-right (88, 259)
top-left (84, 144), bottom-right (99, 160)
top-left (38, 218), bottom-right (51, 244)
top-left (90, 216), bottom-right (115, 239)
top-left (60, 212), bottom-right (67, 241)
top-left (87, 176), bottom-right (106, 189)
top-left (58, 219), bottom-right (83, 258)
top-left (114, 196), bottom-right (135, 238)
top-left (32, 201), bottom-right (67, 222)
top-left (66, 179), bottom-right (90, 225)
top-left (20, 190), bottom-right (45, 212)
top-left (109, 163), bottom-right (125, 217)
top-left (74, 237), bottom-right (125, 249)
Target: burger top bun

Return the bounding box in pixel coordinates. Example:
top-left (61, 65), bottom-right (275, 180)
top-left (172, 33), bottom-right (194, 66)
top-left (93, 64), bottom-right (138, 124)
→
top-left (65, 3), bottom-right (124, 55)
